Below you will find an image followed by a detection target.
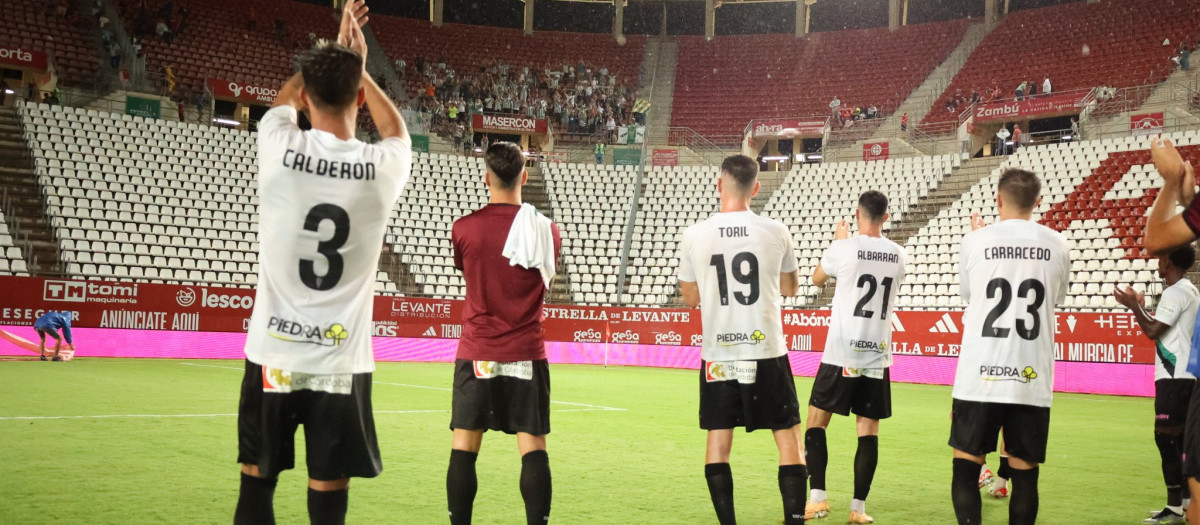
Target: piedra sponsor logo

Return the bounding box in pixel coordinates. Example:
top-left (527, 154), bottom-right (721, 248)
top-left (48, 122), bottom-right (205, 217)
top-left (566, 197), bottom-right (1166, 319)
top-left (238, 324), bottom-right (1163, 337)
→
top-left (716, 330), bottom-right (767, 347)
top-left (655, 331), bottom-right (683, 346)
top-left (43, 280), bottom-right (138, 304)
top-left (610, 330), bottom-right (640, 344)
top-left (979, 365), bottom-right (1038, 383)
top-left (850, 339), bottom-right (888, 353)
top-left (573, 329), bottom-right (604, 343)
top-left (267, 317), bottom-right (350, 347)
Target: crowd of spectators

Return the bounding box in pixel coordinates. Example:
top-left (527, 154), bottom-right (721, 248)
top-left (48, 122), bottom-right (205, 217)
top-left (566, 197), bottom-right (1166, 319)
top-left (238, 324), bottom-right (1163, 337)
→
top-left (405, 56), bottom-right (639, 145)
top-left (828, 96), bottom-right (886, 128)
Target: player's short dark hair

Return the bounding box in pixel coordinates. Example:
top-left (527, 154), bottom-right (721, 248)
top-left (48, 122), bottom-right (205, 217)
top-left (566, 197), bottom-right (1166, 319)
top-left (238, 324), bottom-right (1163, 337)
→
top-left (997, 168), bottom-right (1041, 211)
top-left (485, 142), bottom-right (525, 189)
top-left (721, 154), bottom-right (758, 192)
top-left (858, 190), bottom-right (888, 222)
top-left (1169, 245), bottom-right (1196, 271)
top-left (296, 41), bottom-right (363, 110)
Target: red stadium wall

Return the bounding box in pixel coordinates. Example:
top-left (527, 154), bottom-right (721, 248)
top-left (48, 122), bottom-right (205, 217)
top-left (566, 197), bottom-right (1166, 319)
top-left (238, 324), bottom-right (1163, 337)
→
top-left (0, 277), bottom-right (1156, 396)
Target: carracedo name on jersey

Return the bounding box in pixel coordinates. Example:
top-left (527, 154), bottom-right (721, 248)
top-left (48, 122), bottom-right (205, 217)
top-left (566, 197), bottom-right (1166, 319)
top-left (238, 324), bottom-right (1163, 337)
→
top-left (610, 330), bottom-right (640, 343)
top-left (979, 365), bottom-right (1039, 383)
top-left (716, 330), bottom-right (767, 347)
top-left (783, 312), bottom-right (830, 327)
top-left (267, 317), bottom-right (351, 347)
top-left (574, 329), bottom-right (603, 343)
top-left (473, 360), bottom-right (533, 380)
top-left (261, 366), bottom-right (353, 394)
top-left (655, 331), bottom-right (683, 346)
top-left (850, 339), bottom-right (888, 353)
top-left (282, 149), bottom-right (377, 181)
top-left (705, 360), bottom-right (758, 384)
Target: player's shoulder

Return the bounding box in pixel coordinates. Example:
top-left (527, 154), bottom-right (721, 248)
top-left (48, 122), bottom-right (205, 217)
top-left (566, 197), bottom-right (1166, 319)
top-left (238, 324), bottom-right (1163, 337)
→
top-left (1172, 278), bottom-right (1200, 299)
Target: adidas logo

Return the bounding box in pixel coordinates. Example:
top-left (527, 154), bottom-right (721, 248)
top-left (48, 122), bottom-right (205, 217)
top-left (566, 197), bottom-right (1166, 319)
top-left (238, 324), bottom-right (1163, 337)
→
top-left (423, 326), bottom-right (437, 337)
top-left (890, 314), bottom-right (905, 333)
top-left (929, 313), bottom-right (960, 334)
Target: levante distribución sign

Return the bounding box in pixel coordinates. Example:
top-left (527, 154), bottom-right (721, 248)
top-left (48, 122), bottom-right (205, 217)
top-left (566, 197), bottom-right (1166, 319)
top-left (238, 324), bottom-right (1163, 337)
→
top-left (0, 277), bottom-right (1153, 365)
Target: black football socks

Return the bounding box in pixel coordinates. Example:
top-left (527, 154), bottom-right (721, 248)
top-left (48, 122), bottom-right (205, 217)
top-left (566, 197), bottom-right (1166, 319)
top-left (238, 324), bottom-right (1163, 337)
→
top-left (779, 464), bottom-right (808, 524)
top-left (804, 428), bottom-right (829, 497)
top-left (1008, 467), bottom-right (1040, 525)
top-left (520, 450), bottom-right (552, 525)
top-left (234, 473), bottom-right (277, 525)
top-left (996, 455), bottom-right (1012, 483)
top-left (951, 458), bottom-right (982, 525)
top-left (307, 487), bottom-right (348, 525)
top-left (1155, 432), bottom-right (1185, 509)
top-left (705, 462), bottom-right (737, 525)
top-left (447, 449), bottom-right (479, 525)
top-left (854, 435), bottom-right (879, 503)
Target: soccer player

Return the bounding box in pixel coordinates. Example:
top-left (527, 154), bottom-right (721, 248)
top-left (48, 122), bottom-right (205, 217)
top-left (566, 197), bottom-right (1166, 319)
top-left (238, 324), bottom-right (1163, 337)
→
top-left (805, 191), bottom-right (906, 524)
top-left (1113, 247), bottom-right (1199, 525)
top-left (678, 154), bottom-right (807, 525)
top-left (949, 169), bottom-right (1070, 525)
top-left (234, 2), bottom-right (412, 524)
top-left (33, 310), bottom-right (75, 361)
top-left (1143, 137), bottom-right (1200, 525)
top-left (446, 141), bottom-right (561, 525)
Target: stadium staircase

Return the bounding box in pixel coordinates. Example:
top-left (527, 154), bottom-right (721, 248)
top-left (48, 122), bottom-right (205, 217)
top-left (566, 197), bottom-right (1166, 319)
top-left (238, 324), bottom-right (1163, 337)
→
top-left (522, 166), bottom-right (572, 303)
top-left (378, 243), bottom-right (420, 295)
top-left (0, 107), bottom-right (61, 276)
top-left (643, 39), bottom-right (678, 146)
top-left (865, 21), bottom-right (992, 145)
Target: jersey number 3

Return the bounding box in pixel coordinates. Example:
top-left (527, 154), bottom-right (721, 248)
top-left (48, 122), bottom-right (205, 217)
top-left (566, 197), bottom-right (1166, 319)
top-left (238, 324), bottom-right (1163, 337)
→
top-left (300, 204), bottom-right (351, 291)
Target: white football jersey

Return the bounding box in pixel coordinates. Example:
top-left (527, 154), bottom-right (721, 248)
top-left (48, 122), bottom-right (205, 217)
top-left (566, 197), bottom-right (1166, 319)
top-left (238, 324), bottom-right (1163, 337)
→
top-left (678, 211), bottom-right (797, 361)
top-left (1153, 279), bottom-right (1199, 381)
top-left (952, 219), bottom-right (1070, 408)
top-left (820, 235), bottom-right (908, 368)
top-left (244, 106), bottom-right (412, 374)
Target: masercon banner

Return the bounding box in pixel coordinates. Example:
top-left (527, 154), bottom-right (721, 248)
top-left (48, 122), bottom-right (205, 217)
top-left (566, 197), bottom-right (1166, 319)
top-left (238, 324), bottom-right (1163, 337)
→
top-left (0, 277), bottom-right (1154, 365)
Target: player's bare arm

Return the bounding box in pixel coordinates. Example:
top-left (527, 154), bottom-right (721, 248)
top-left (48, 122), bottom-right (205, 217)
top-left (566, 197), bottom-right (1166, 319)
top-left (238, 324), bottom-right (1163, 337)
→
top-left (780, 270), bottom-right (800, 297)
top-left (1178, 161), bottom-right (1195, 207)
top-left (681, 280), bottom-right (700, 308)
top-left (1146, 138), bottom-right (1196, 255)
top-left (337, 0), bottom-right (409, 142)
top-left (812, 220), bottom-right (848, 287)
top-left (1112, 285), bottom-right (1170, 339)
top-left (970, 213), bottom-right (986, 231)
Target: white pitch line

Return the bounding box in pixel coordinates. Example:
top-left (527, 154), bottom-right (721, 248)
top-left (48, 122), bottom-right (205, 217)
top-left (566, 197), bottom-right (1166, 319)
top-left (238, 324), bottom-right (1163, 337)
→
top-left (179, 364), bottom-right (627, 412)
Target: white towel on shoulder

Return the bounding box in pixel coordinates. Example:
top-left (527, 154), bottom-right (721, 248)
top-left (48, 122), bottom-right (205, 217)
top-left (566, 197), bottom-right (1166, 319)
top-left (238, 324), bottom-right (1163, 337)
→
top-left (502, 203), bottom-right (556, 288)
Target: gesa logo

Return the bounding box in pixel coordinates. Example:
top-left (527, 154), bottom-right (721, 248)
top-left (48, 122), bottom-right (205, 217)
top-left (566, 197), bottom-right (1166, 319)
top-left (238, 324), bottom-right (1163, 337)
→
top-left (655, 331), bottom-right (683, 346)
top-left (609, 330), bottom-right (639, 343)
top-left (573, 329), bottom-right (603, 343)
top-left (979, 365), bottom-right (1038, 383)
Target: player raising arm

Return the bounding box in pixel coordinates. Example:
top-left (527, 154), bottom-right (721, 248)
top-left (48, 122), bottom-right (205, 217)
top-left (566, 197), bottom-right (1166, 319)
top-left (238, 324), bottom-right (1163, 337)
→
top-left (806, 191), bottom-right (907, 524)
top-left (1113, 247), bottom-right (1199, 525)
top-left (949, 169), bottom-right (1070, 525)
top-left (234, 2), bottom-right (412, 524)
top-left (678, 154), bottom-right (806, 525)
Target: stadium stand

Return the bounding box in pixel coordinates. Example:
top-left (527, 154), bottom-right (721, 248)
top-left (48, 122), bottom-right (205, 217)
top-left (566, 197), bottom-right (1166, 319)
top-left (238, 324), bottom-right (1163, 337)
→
top-left (920, 0), bottom-right (1200, 130)
top-left (0, 209), bottom-right (29, 276)
top-left (368, 17), bottom-right (645, 105)
top-left (390, 152), bottom-right (488, 297)
top-left (898, 131), bottom-right (1200, 310)
top-left (114, 0), bottom-right (340, 96)
top-left (671, 19), bottom-right (969, 138)
top-left (3, 0), bottom-right (102, 85)
top-left (542, 162), bottom-right (638, 306)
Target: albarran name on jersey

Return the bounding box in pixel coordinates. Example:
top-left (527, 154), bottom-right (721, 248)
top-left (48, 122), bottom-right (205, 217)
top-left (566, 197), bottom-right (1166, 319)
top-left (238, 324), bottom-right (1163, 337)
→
top-left (283, 149), bottom-right (376, 180)
top-left (857, 250), bottom-right (899, 263)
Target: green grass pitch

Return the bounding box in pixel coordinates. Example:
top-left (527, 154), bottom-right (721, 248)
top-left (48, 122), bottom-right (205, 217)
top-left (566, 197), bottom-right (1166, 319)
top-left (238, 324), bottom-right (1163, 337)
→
top-left (0, 358), bottom-right (1166, 523)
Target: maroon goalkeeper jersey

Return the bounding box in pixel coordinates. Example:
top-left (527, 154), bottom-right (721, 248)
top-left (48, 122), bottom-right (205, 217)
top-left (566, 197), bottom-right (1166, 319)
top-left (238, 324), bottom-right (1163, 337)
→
top-left (452, 204), bottom-right (561, 362)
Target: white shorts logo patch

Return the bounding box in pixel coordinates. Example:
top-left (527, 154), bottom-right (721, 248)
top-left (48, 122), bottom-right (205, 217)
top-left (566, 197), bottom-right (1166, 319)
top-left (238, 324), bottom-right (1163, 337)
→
top-left (261, 366), bottom-right (353, 394)
top-left (473, 360), bottom-right (534, 380)
top-left (841, 367), bottom-right (885, 379)
top-left (705, 361), bottom-right (758, 384)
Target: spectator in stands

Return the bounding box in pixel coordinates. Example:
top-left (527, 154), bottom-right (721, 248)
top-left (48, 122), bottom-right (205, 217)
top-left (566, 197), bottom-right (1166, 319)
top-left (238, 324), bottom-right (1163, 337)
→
top-left (453, 124), bottom-right (464, 151)
top-left (1015, 81), bottom-right (1027, 102)
top-left (594, 141), bottom-right (605, 164)
top-left (274, 19), bottom-right (286, 42)
top-left (55, 0), bottom-right (69, 18)
top-left (1042, 76), bottom-right (1052, 97)
top-left (606, 115), bottom-right (617, 142)
top-left (867, 105), bottom-right (878, 119)
top-left (1069, 117), bottom-right (1081, 141)
top-left (157, 19), bottom-right (173, 44)
top-left (1027, 79), bottom-right (1038, 98)
top-left (1012, 124), bottom-right (1023, 151)
top-left (900, 113), bottom-right (909, 131)
top-left (395, 58), bottom-right (406, 77)
top-left (177, 97), bottom-right (186, 121)
top-left (1180, 47), bottom-right (1192, 71)
top-left (108, 42), bottom-right (122, 70)
top-left (119, 68), bottom-right (130, 89)
top-left (829, 96), bottom-right (841, 116)
top-left (971, 88), bottom-right (981, 105)
top-left (26, 81), bottom-right (36, 102)
top-left (176, 6), bottom-right (189, 35)
top-left (995, 127), bottom-right (1011, 155)
top-left (481, 134), bottom-right (490, 151)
